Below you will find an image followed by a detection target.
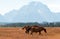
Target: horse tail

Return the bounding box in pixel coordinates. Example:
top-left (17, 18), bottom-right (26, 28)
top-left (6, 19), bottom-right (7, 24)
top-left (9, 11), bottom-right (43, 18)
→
top-left (43, 28), bottom-right (47, 33)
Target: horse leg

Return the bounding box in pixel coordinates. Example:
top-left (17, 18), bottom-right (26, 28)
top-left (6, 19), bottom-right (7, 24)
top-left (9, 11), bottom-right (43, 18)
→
top-left (39, 31), bottom-right (41, 35)
top-left (30, 31), bottom-right (33, 35)
top-left (25, 31), bottom-right (29, 34)
top-left (25, 31), bottom-right (27, 33)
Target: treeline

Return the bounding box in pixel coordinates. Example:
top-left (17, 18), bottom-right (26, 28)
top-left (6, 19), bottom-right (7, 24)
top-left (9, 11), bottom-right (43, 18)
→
top-left (0, 22), bottom-right (60, 27)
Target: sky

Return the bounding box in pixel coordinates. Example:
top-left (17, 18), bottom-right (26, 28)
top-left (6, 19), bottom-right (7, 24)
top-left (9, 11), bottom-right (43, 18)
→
top-left (0, 0), bottom-right (60, 15)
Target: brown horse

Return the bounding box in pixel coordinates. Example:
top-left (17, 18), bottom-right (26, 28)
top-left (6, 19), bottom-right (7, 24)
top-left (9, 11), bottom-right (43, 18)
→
top-left (22, 25), bottom-right (47, 35)
top-left (22, 25), bottom-right (31, 34)
top-left (30, 25), bottom-right (47, 35)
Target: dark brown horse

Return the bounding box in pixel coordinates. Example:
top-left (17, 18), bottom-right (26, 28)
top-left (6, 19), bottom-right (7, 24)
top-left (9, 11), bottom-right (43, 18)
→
top-left (22, 25), bottom-right (31, 34)
top-left (22, 25), bottom-right (47, 35)
top-left (30, 25), bottom-right (47, 35)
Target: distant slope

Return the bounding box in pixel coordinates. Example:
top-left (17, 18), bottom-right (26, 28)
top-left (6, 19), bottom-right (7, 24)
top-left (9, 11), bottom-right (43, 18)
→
top-left (0, 15), bottom-right (6, 22)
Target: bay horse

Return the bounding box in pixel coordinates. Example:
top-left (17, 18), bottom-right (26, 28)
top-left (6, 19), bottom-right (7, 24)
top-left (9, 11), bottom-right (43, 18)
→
top-left (22, 25), bottom-right (31, 34)
top-left (30, 25), bottom-right (47, 35)
top-left (22, 25), bottom-right (47, 35)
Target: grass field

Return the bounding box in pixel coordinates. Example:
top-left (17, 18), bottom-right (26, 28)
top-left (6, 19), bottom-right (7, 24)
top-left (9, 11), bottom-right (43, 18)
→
top-left (0, 27), bottom-right (60, 39)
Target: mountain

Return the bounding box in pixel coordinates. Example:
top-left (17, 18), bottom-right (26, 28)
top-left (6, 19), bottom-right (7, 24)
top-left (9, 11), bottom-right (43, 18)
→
top-left (0, 15), bottom-right (6, 22)
top-left (4, 10), bottom-right (18, 22)
top-left (0, 2), bottom-right (60, 23)
top-left (12, 2), bottom-right (54, 22)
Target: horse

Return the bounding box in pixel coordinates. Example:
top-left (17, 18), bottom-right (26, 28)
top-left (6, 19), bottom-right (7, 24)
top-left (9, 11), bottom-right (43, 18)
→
top-left (22, 25), bottom-right (31, 34)
top-left (30, 25), bottom-right (47, 35)
top-left (22, 25), bottom-right (47, 35)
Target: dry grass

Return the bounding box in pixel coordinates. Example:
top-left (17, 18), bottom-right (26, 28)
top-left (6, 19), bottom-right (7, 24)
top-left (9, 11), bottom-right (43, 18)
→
top-left (0, 27), bottom-right (60, 39)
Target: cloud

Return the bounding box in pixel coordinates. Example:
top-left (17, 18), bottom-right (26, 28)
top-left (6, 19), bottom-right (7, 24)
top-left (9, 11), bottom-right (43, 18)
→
top-left (0, 0), bottom-right (60, 15)
top-left (0, 0), bottom-right (31, 15)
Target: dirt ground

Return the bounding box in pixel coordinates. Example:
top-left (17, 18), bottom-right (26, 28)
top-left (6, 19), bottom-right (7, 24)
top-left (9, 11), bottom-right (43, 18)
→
top-left (0, 27), bottom-right (60, 39)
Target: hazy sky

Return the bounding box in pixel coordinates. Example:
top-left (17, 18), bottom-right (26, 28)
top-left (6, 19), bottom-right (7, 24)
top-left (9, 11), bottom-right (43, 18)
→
top-left (0, 0), bottom-right (60, 15)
